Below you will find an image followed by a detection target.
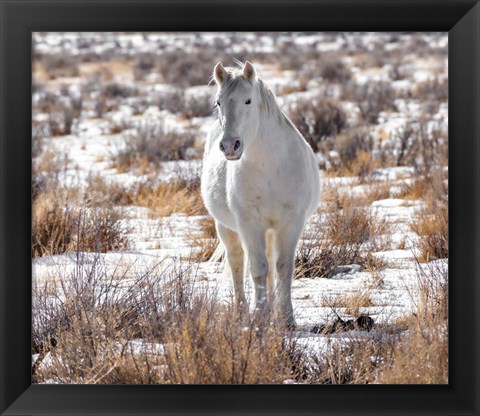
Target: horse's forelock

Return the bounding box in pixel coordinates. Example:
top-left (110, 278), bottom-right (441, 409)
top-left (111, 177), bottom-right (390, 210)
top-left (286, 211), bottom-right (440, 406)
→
top-left (213, 65), bottom-right (287, 125)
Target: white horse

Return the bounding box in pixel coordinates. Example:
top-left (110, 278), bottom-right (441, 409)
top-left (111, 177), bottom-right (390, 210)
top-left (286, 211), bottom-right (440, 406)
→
top-left (201, 61), bottom-right (320, 328)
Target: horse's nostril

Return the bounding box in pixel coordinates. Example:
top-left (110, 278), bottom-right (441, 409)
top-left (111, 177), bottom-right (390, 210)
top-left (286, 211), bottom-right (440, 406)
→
top-left (219, 142), bottom-right (225, 152)
top-left (234, 140), bottom-right (241, 151)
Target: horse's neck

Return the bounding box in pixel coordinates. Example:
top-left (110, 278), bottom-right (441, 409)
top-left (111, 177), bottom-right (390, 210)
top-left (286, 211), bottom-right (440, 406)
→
top-left (243, 115), bottom-right (290, 165)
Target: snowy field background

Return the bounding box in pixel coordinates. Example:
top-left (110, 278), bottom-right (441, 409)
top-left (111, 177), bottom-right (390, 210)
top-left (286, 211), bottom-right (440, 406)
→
top-left (32, 32), bottom-right (448, 384)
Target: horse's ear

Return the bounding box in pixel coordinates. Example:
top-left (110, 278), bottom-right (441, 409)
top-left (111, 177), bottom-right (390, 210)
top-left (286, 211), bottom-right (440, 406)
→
top-left (214, 62), bottom-right (227, 85)
top-left (243, 61), bottom-right (256, 82)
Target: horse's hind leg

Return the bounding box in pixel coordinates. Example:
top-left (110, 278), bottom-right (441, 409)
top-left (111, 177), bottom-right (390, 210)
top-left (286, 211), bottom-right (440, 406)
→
top-left (216, 223), bottom-right (247, 310)
top-left (274, 222), bottom-right (304, 329)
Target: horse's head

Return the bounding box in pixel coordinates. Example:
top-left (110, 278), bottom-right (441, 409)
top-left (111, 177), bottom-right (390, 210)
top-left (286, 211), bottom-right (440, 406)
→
top-left (213, 61), bottom-right (261, 161)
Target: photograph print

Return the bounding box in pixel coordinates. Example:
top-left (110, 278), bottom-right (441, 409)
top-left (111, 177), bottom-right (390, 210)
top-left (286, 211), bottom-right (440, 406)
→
top-left (31, 32), bottom-right (448, 384)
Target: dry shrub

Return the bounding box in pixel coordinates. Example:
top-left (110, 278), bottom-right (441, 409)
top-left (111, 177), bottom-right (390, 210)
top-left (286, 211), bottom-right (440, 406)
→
top-left (343, 80), bottom-right (397, 125)
top-left (100, 81), bottom-right (136, 99)
top-left (133, 53), bottom-right (156, 81)
top-left (327, 129), bottom-right (380, 179)
top-left (325, 203), bottom-right (388, 249)
top-left (295, 190), bottom-right (388, 279)
top-left (414, 77), bottom-right (448, 102)
top-left (359, 182), bottom-right (392, 205)
top-left (287, 97), bottom-right (347, 152)
top-left (305, 261), bottom-right (448, 385)
top-left (295, 239), bottom-right (386, 280)
top-left (32, 189), bottom-right (128, 258)
top-left (92, 81), bottom-right (138, 118)
top-left (34, 91), bottom-right (83, 136)
top-left (376, 260), bottom-right (448, 384)
top-left (41, 55), bottom-right (80, 79)
top-left (379, 120), bottom-right (448, 174)
top-left (156, 52), bottom-right (218, 88)
top-left (182, 89), bottom-right (215, 119)
top-left (323, 181), bottom-right (393, 221)
top-left (301, 53), bottom-right (351, 83)
top-left (32, 258), bottom-right (302, 384)
top-left (399, 178), bottom-right (431, 200)
top-left (114, 122), bottom-right (195, 173)
top-left (131, 179), bottom-right (206, 217)
top-left (155, 87), bottom-right (214, 119)
top-left (408, 169), bottom-right (448, 263)
top-left (155, 88), bottom-right (186, 114)
top-left (375, 322), bottom-right (448, 384)
top-left (335, 129), bottom-right (374, 169)
top-left (310, 337), bottom-right (395, 384)
top-left (32, 189), bottom-right (78, 258)
top-left (32, 256), bottom-right (181, 383)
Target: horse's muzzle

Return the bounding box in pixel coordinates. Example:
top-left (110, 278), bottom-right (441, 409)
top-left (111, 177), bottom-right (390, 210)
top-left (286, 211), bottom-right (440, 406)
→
top-left (219, 137), bottom-right (243, 160)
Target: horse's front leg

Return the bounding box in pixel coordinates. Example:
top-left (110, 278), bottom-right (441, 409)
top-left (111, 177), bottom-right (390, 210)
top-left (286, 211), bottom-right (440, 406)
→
top-left (238, 224), bottom-right (269, 322)
top-left (274, 222), bottom-right (304, 329)
top-left (216, 223), bottom-right (247, 311)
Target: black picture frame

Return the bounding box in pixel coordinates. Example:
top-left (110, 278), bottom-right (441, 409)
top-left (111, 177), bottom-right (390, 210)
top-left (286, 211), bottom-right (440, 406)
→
top-left (1, 1), bottom-right (479, 415)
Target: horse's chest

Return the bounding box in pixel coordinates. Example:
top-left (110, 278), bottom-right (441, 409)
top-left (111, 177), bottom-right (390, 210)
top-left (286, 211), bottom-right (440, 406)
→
top-left (228, 173), bottom-right (291, 224)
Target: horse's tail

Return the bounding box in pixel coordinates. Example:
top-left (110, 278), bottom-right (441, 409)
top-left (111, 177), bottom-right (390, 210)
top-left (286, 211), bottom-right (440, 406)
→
top-left (209, 242), bottom-right (225, 263)
top-left (266, 230), bottom-right (275, 303)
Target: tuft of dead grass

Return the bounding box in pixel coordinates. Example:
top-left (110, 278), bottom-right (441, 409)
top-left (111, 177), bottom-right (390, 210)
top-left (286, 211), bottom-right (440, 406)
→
top-left (295, 189), bottom-right (389, 279)
top-left (332, 291), bottom-right (375, 316)
top-left (410, 185), bottom-right (448, 262)
top-left (185, 216), bottom-right (219, 263)
top-left (32, 187), bottom-right (128, 258)
top-left (130, 179), bottom-right (207, 218)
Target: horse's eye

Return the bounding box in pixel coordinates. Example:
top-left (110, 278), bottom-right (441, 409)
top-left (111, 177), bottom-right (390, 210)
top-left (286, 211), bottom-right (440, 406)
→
top-left (216, 101), bottom-right (221, 107)
top-left (245, 99), bottom-right (251, 105)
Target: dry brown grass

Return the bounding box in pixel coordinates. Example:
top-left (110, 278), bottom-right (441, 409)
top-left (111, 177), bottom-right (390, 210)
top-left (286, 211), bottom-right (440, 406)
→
top-left (295, 188), bottom-right (389, 279)
top-left (86, 175), bottom-right (133, 206)
top-left (326, 129), bottom-right (379, 178)
top-left (32, 236), bottom-right (448, 385)
top-left (302, 259), bottom-right (448, 385)
top-left (375, 322), bottom-right (448, 384)
top-left (333, 291), bottom-right (375, 316)
top-left (162, 301), bottom-right (293, 384)
top-left (399, 178), bottom-right (431, 200)
top-left (130, 179), bottom-right (207, 218)
top-left (376, 260), bottom-right (448, 384)
top-left (409, 174), bottom-right (448, 263)
top-left (412, 206), bottom-right (448, 263)
top-left (32, 259), bottom-right (304, 384)
top-left (324, 204), bottom-right (388, 247)
top-left (185, 216), bottom-right (219, 263)
top-left (32, 189), bottom-right (129, 258)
